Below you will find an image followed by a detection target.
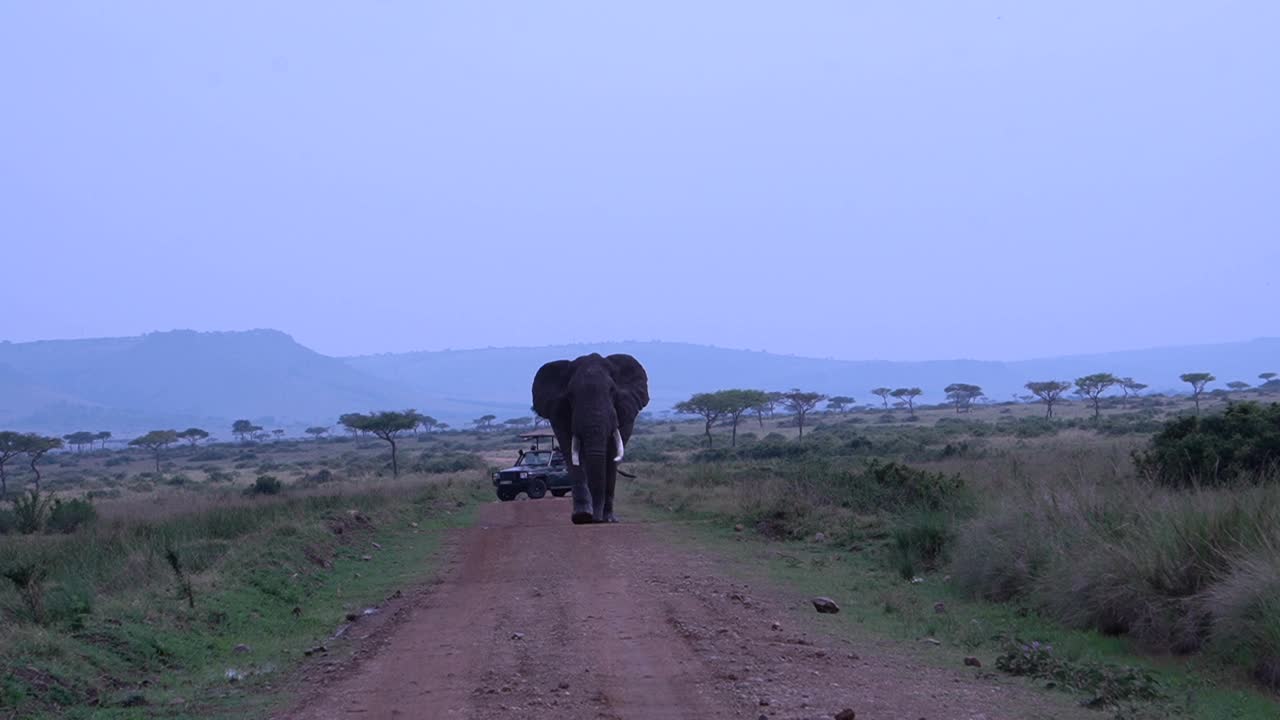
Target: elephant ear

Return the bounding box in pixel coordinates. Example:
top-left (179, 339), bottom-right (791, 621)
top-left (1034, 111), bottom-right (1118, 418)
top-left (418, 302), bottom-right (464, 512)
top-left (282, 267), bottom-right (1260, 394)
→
top-left (532, 360), bottom-right (573, 427)
top-left (606, 354), bottom-right (649, 430)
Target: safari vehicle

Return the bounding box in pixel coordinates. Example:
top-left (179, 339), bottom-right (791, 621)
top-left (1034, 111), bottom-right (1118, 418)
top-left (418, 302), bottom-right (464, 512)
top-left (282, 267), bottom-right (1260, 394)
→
top-left (491, 432), bottom-right (572, 501)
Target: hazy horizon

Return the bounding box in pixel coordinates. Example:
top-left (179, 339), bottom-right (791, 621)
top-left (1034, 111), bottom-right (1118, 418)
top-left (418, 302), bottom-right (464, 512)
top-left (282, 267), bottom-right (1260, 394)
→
top-left (4, 3), bottom-right (1277, 362)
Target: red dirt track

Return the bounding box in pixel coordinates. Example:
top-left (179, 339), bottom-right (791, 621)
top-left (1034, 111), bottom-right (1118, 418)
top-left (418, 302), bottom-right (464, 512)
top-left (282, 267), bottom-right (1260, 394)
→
top-left (280, 499), bottom-right (1088, 720)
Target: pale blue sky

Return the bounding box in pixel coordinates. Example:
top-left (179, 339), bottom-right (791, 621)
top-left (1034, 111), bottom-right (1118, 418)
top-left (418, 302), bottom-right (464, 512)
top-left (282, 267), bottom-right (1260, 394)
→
top-left (2, 2), bottom-right (1276, 361)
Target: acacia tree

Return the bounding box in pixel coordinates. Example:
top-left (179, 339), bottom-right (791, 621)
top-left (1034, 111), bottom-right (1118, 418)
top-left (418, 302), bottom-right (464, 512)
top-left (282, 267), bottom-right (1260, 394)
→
top-left (871, 387), bottom-right (892, 410)
top-left (752, 391), bottom-right (782, 428)
top-left (178, 427), bottom-right (209, 446)
top-left (720, 389), bottom-right (769, 447)
top-left (339, 410), bottom-right (423, 476)
top-left (419, 415), bottom-right (440, 433)
top-left (889, 387), bottom-right (922, 418)
top-left (472, 414), bottom-right (497, 432)
top-left (305, 426), bottom-right (330, 440)
top-left (21, 434), bottom-right (64, 492)
top-left (826, 395), bottom-right (855, 415)
top-left (781, 389), bottom-right (826, 440)
top-left (504, 417), bottom-right (534, 431)
top-left (1074, 373), bottom-right (1119, 419)
top-left (675, 392), bottom-right (729, 448)
top-left (62, 431), bottom-right (97, 453)
top-left (1226, 381), bottom-right (1251, 395)
top-left (943, 384), bottom-right (983, 414)
top-left (130, 430), bottom-right (179, 473)
top-left (232, 419), bottom-right (262, 443)
top-left (1119, 377), bottom-right (1148, 406)
top-left (1180, 372), bottom-right (1215, 415)
top-left (0, 431), bottom-right (23, 499)
top-left (95, 431), bottom-right (112, 449)
top-left (1261, 372), bottom-right (1277, 384)
top-left (1025, 380), bottom-right (1071, 418)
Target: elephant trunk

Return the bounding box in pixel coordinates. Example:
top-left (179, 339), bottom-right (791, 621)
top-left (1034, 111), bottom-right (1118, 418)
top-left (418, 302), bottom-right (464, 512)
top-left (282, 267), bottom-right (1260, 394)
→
top-left (571, 427), bottom-right (611, 524)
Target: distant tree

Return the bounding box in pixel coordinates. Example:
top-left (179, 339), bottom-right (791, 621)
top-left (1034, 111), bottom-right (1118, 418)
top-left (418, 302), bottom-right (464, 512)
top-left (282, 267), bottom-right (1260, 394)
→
top-left (505, 417), bottom-right (534, 431)
top-left (1180, 372), bottom-right (1216, 414)
top-left (1074, 373), bottom-right (1119, 419)
top-left (1226, 381), bottom-right (1251, 394)
top-left (95, 431), bottom-right (112, 449)
top-left (752, 391), bottom-right (782, 428)
top-left (339, 410), bottom-right (423, 477)
top-left (0, 431), bottom-right (24, 499)
top-left (271, 429), bottom-right (285, 440)
top-left (129, 430), bottom-right (179, 473)
top-left (177, 427), bottom-right (209, 446)
top-left (1261, 372), bottom-right (1277, 383)
top-left (675, 392), bottom-right (729, 448)
top-left (19, 434), bottom-right (63, 493)
top-left (62, 431), bottom-right (97, 453)
top-left (871, 387), bottom-right (893, 410)
top-left (473, 414), bottom-right (497, 431)
top-left (1025, 380), bottom-right (1072, 418)
top-left (436, 422), bottom-right (451, 432)
top-left (1119, 377), bottom-right (1148, 407)
top-left (338, 413), bottom-right (364, 438)
top-left (232, 419), bottom-right (262, 443)
top-left (824, 395), bottom-right (855, 415)
top-left (943, 384), bottom-right (983, 414)
top-left (418, 415), bottom-right (440, 434)
top-left (719, 389), bottom-right (770, 447)
top-left (1259, 372), bottom-right (1278, 393)
top-left (889, 387), bottom-right (922, 418)
top-left (305, 426), bottom-right (330, 440)
top-left (252, 431), bottom-right (271, 443)
top-left (781, 389), bottom-right (827, 440)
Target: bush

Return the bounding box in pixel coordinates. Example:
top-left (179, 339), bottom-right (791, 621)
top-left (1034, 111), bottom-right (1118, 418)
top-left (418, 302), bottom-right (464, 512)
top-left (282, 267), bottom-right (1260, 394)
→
top-left (46, 498), bottom-right (97, 534)
top-left (1135, 402), bottom-right (1280, 487)
top-left (11, 490), bottom-right (52, 534)
top-left (413, 452), bottom-right (485, 474)
top-left (0, 508), bottom-right (16, 535)
top-left (244, 475), bottom-right (283, 496)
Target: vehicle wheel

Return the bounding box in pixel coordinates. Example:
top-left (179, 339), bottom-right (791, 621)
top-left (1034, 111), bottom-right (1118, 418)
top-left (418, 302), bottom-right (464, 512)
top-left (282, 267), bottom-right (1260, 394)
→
top-left (496, 488), bottom-right (517, 502)
top-left (550, 489), bottom-right (568, 498)
top-left (526, 478), bottom-right (548, 499)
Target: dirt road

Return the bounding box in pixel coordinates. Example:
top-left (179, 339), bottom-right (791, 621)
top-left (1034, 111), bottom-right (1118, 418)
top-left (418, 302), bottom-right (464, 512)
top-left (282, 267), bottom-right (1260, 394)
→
top-left (280, 499), bottom-right (1088, 720)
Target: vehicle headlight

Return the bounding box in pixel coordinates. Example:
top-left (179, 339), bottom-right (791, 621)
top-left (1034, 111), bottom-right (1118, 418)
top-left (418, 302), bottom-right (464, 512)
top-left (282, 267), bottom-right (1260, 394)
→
top-left (520, 472), bottom-right (529, 479)
top-left (491, 473), bottom-right (499, 481)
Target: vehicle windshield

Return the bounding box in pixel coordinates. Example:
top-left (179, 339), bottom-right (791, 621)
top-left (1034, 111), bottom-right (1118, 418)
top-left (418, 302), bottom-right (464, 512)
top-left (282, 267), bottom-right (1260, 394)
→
top-left (520, 450), bottom-right (553, 467)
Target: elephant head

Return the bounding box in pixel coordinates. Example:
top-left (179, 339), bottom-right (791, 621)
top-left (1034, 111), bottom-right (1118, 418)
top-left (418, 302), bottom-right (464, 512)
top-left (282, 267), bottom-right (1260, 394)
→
top-left (532, 353), bottom-right (648, 524)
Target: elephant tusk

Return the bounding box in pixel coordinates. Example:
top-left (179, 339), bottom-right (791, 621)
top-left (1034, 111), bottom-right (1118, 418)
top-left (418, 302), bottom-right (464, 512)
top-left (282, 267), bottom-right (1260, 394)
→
top-left (571, 435), bottom-right (581, 467)
top-left (613, 429), bottom-right (624, 462)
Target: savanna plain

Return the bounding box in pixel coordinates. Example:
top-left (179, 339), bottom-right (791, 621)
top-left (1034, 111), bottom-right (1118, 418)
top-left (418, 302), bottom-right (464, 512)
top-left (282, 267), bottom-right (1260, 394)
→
top-left (3, 387), bottom-right (1280, 720)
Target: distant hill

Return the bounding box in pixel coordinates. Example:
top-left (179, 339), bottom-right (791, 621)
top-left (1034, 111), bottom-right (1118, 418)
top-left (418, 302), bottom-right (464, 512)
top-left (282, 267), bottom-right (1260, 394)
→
top-left (345, 337), bottom-right (1280, 418)
top-left (1, 330), bottom-right (1276, 435)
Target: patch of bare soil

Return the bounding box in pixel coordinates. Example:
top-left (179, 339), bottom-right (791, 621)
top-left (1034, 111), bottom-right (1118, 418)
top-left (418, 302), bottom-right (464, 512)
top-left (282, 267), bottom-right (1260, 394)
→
top-left (278, 500), bottom-right (1091, 719)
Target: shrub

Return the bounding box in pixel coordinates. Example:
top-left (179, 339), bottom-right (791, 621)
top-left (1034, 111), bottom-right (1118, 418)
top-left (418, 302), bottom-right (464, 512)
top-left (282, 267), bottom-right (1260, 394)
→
top-left (244, 475), bottom-right (283, 496)
top-left (890, 510), bottom-right (954, 580)
top-left (1135, 402), bottom-right (1280, 487)
top-left (11, 490), bottom-right (53, 534)
top-left (0, 508), bottom-right (16, 535)
top-left (45, 498), bottom-right (97, 534)
top-left (1205, 547), bottom-right (1280, 689)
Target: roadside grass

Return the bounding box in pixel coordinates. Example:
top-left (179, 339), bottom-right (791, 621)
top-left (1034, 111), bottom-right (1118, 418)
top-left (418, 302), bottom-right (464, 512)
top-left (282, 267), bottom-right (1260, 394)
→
top-left (0, 472), bottom-right (488, 719)
top-left (621, 459), bottom-right (1280, 720)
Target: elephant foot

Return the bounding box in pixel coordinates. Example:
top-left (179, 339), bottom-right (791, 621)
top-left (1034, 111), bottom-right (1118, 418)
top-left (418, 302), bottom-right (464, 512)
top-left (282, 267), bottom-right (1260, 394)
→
top-left (605, 513), bottom-right (619, 523)
top-left (571, 510), bottom-right (595, 525)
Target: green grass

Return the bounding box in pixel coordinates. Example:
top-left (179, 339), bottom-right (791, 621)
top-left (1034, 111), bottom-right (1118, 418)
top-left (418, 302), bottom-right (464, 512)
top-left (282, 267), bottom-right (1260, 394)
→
top-left (626, 485), bottom-right (1280, 720)
top-left (0, 476), bottom-right (488, 719)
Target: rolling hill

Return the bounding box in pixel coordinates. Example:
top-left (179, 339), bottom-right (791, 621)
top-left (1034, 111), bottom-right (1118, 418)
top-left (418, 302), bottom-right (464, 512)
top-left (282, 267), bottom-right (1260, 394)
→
top-left (0, 330), bottom-right (1276, 435)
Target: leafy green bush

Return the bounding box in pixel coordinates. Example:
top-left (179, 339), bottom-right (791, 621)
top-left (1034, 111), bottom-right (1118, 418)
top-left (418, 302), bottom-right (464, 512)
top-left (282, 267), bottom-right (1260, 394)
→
top-left (45, 498), bottom-right (97, 534)
top-left (11, 490), bottom-right (52, 534)
top-left (891, 510), bottom-right (954, 580)
top-left (995, 640), bottom-right (1163, 707)
top-left (1135, 402), bottom-right (1280, 487)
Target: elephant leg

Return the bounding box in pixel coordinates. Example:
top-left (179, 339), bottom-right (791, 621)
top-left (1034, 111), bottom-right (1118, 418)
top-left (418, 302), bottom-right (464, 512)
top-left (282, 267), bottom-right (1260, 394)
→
top-left (569, 465), bottom-right (593, 524)
top-left (589, 464), bottom-right (607, 523)
top-left (603, 460), bottom-right (619, 523)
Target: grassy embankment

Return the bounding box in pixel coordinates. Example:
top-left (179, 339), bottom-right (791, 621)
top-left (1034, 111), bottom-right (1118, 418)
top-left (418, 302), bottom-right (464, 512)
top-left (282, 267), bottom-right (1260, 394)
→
top-left (0, 472), bottom-right (488, 719)
top-left (622, 408), bottom-right (1280, 720)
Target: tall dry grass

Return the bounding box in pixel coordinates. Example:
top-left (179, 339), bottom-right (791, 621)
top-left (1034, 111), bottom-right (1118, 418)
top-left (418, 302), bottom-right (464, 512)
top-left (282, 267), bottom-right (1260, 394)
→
top-left (949, 472), bottom-right (1280, 687)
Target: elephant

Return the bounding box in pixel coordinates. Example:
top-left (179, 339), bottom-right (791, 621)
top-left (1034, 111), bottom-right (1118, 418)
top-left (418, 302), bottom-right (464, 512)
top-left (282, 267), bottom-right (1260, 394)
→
top-left (532, 353), bottom-right (649, 524)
